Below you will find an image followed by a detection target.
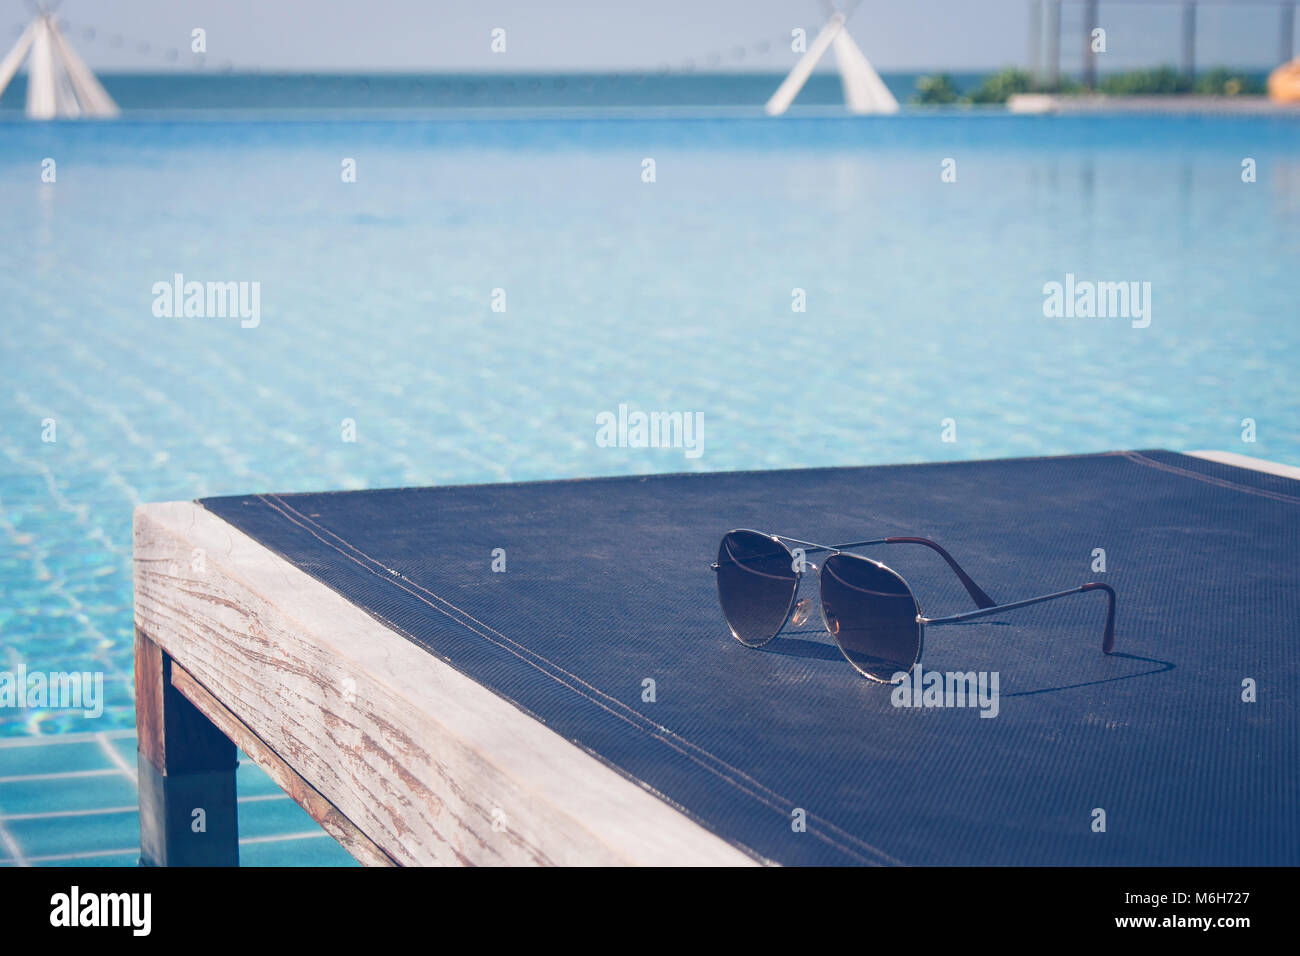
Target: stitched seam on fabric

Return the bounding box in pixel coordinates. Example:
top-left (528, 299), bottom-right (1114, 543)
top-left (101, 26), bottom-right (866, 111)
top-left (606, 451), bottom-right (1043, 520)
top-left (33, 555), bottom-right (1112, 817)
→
top-left (259, 494), bottom-right (893, 865)
top-left (1122, 452), bottom-right (1300, 505)
top-left (257, 492), bottom-right (900, 866)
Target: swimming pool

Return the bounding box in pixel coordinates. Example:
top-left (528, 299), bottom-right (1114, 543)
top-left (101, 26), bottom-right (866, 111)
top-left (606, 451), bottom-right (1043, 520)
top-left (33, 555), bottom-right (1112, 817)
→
top-left (1, 111), bottom-right (1298, 739)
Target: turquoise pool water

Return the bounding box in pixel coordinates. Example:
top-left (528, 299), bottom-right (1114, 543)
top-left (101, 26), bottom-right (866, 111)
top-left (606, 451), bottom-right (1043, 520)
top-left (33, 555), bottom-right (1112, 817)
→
top-left (1, 112), bottom-right (1298, 738)
top-left (0, 731), bottom-right (358, 866)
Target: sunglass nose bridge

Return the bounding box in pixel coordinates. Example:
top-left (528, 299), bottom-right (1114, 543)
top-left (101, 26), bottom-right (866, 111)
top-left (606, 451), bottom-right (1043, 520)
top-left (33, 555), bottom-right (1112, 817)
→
top-left (791, 597), bottom-right (816, 627)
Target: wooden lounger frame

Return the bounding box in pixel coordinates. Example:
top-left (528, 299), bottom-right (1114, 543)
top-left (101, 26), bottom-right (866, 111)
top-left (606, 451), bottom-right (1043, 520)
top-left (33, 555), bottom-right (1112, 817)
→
top-left (133, 501), bottom-right (754, 867)
top-left (132, 451), bottom-right (1295, 866)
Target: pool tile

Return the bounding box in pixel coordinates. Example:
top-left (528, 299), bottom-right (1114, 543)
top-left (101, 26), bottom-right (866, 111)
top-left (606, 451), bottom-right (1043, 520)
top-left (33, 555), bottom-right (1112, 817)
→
top-left (6, 808), bottom-right (139, 860)
top-left (0, 771), bottom-right (138, 816)
top-left (235, 756), bottom-right (291, 797)
top-left (240, 834), bottom-right (359, 867)
top-left (237, 794), bottom-right (317, 839)
top-left (0, 733), bottom-right (356, 865)
top-left (0, 739), bottom-right (116, 778)
top-left (40, 851), bottom-right (141, 867)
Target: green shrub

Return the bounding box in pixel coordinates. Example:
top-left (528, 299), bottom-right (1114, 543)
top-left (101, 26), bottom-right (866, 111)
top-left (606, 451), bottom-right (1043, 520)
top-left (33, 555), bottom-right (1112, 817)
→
top-left (912, 73), bottom-right (961, 105)
top-left (968, 68), bottom-right (1035, 104)
top-left (1099, 66), bottom-right (1191, 95)
top-left (907, 65), bottom-right (1263, 107)
top-left (1193, 68), bottom-right (1265, 96)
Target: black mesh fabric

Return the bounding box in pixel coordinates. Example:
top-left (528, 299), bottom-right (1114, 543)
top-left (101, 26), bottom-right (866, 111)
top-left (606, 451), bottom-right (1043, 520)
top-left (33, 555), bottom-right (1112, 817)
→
top-left (200, 451), bottom-right (1300, 865)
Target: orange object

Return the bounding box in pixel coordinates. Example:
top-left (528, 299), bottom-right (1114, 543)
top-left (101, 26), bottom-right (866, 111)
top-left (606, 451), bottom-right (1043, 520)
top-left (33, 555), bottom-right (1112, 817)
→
top-left (1269, 56), bottom-right (1300, 103)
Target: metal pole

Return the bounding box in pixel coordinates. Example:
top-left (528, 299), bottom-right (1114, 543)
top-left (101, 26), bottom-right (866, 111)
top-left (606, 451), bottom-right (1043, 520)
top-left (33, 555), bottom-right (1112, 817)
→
top-left (1282, 2), bottom-right (1296, 64)
top-left (1029, 0), bottom-right (1043, 83)
top-left (1083, 0), bottom-right (1098, 89)
top-left (1046, 0), bottom-right (1061, 89)
top-left (1181, 2), bottom-right (1196, 81)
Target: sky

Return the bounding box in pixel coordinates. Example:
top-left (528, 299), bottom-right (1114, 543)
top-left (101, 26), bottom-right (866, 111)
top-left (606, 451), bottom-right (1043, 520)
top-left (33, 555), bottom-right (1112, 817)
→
top-left (2, 0), bottom-right (1293, 73)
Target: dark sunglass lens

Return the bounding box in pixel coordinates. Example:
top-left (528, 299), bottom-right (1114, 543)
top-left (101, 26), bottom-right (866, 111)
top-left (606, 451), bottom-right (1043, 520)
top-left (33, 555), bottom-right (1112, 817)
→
top-left (716, 531), bottom-right (798, 646)
top-left (820, 554), bottom-right (920, 681)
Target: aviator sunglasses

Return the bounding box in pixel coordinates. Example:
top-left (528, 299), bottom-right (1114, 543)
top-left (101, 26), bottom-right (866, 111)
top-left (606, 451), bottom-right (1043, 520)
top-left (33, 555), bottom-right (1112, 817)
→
top-left (712, 529), bottom-right (1117, 683)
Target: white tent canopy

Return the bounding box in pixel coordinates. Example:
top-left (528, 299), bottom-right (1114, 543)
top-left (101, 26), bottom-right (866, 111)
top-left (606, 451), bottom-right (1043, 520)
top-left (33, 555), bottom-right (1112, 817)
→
top-left (0, 10), bottom-right (118, 119)
top-left (765, 10), bottom-right (899, 116)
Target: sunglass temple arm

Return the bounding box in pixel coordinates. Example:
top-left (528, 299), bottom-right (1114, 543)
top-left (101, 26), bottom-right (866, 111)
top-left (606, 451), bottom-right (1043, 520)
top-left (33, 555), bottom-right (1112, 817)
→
top-left (923, 582), bottom-right (1117, 654)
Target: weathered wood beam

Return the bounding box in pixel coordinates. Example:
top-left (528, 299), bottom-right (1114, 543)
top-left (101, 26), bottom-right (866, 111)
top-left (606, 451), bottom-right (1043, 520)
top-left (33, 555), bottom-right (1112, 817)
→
top-left (169, 662), bottom-right (398, 867)
top-left (134, 501), bottom-right (756, 867)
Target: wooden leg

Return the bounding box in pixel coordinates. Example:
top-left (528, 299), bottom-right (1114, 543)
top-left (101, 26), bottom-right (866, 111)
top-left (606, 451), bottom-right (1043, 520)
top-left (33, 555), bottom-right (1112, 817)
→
top-left (135, 628), bottom-right (239, 866)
